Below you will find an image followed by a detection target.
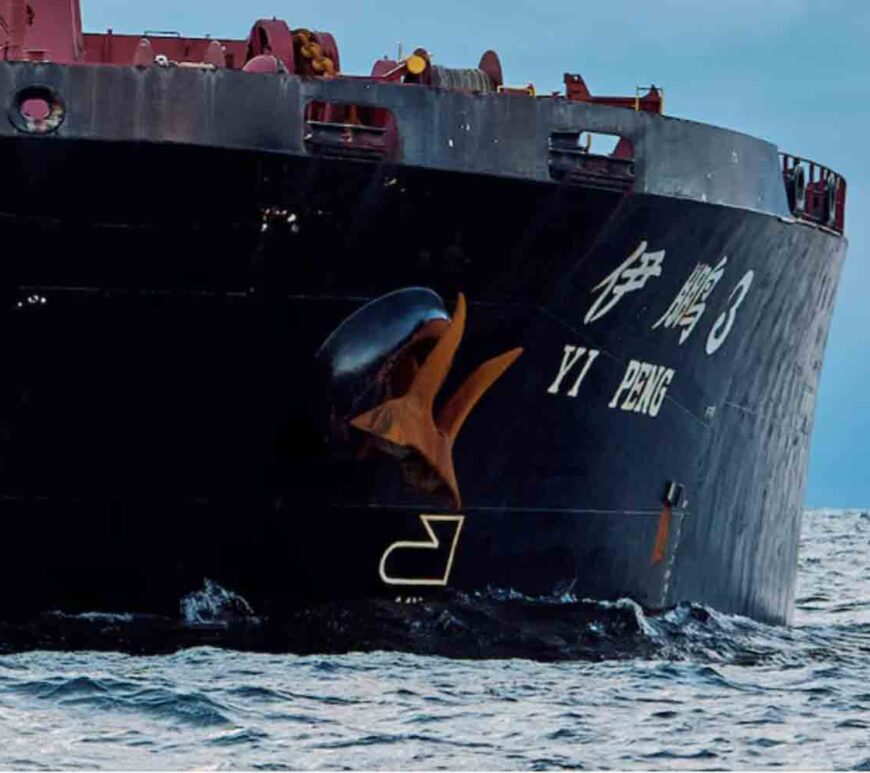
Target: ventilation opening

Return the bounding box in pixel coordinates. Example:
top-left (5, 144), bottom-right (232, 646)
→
top-left (548, 130), bottom-right (635, 191)
top-left (304, 101), bottom-right (399, 161)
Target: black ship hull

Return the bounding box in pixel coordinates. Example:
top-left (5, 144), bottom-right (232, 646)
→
top-left (0, 63), bottom-right (847, 627)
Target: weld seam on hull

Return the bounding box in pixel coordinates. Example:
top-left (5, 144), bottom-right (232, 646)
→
top-left (334, 504), bottom-right (687, 518)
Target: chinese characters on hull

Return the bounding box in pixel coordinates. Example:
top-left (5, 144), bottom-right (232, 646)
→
top-left (653, 256), bottom-right (728, 344)
top-left (584, 241), bottom-right (666, 324)
top-left (549, 241), bottom-right (756, 416)
top-left (583, 240), bottom-right (754, 356)
top-left (705, 270), bottom-right (754, 355)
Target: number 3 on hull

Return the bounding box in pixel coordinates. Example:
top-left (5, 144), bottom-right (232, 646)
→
top-left (379, 515), bottom-right (466, 587)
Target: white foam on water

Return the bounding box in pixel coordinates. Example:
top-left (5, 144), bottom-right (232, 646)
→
top-left (179, 579), bottom-right (256, 627)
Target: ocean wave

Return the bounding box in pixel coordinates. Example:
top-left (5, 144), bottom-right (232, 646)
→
top-left (0, 509), bottom-right (865, 770)
top-left (0, 510), bottom-right (865, 667)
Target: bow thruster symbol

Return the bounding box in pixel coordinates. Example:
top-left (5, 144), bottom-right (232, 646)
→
top-left (350, 294), bottom-right (522, 509)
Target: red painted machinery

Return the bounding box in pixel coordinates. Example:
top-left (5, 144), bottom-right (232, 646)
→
top-left (1, 0), bottom-right (656, 102)
top-left (0, 0), bottom-right (845, 229)
top-left (780, 154), bottom-right (847, 232)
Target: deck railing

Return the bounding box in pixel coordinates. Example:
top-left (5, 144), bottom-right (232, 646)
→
top-left (781, 153), bottom-right (846, 233)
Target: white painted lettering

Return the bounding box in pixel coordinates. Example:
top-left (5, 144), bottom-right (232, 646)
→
top-left (547, 345), bottom-right (586, 395)
top-left (622, 362), bottom-right (653, 412)
top-left (635, 365), bottom-right (663, 414)
top-left (608, 359), bottom-right (641, 408)
top-left (648, 369), bottom-right (675, 417)
top-left (653, 256), bottom-right (728, 344)
top-left (585, 241), bottom-right (666, 324)
top-left (610, 360), bottom-right (676, 418)
top-left (567, 348), bottom-right (600, 397)
top-left (706, 270), bottom-right (754, 355)
top-left (548, 345), bottom-right (601, 398)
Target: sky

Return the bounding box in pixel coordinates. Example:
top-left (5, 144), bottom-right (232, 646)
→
top-left (81, 0), bottom-right (869, 507)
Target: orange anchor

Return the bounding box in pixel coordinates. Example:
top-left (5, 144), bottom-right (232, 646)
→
top-left (350, 294), bottom-right (522, 510)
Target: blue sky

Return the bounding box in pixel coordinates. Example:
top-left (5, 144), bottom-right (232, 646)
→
top-left (81, 0), bottom-right (868, 506)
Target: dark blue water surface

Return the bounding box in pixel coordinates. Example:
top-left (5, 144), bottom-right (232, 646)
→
top-left (0, 509), bottom-right (867, 770)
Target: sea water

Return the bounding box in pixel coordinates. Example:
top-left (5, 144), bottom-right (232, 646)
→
top-left (0, 509), bottom-right (867, 770)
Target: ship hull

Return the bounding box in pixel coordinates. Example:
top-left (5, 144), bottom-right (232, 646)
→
top-left (0, 132), bottom-right (846, 626)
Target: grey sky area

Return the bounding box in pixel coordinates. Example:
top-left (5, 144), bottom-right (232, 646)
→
top-left (81, 0), bottom-right (868, 506)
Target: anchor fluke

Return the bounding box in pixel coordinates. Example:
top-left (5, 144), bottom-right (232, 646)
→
top-left (350, 293), bottom-right (522, 508)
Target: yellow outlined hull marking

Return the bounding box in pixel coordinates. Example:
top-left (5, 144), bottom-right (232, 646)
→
top-left (378, 514), bottom-right (465, 587)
